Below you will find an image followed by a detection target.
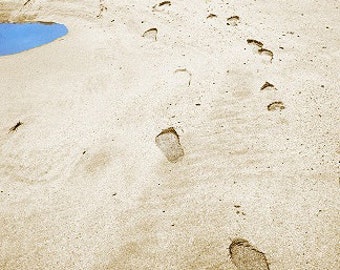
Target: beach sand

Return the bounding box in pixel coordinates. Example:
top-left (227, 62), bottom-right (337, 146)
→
top-left (0, 0), bottom-right (339, 269)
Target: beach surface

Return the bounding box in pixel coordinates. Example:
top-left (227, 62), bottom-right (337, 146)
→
top-left (0, 0), bottom-right (339, 269)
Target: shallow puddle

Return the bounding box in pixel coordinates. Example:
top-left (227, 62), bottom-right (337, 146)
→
top-left (0, 22), bottom-right (68, 56)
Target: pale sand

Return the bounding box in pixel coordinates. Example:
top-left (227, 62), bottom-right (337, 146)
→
top-left (0, 0), bottom-right (339, 269)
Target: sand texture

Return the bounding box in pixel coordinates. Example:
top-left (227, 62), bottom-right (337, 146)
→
top-left (0, 0), bottom-right (339, 269)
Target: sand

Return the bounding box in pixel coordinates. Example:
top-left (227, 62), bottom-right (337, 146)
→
top-left (0, 0), bottom-right (339, 269)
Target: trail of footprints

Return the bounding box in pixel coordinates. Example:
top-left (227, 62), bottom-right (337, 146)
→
top-left (1, 2), bottom-right (287, 268)
top-left (246, 39), bottom-right (284, 110)
top-left (259, 80), bottom-right (284, 111)
top-left (146, 3), bottom-right (283, 268)
top-left (141, 3), bottom-right (284, 111)
top-left (143, 1), bottom-right (172, 41)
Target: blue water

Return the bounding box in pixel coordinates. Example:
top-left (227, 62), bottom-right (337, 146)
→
top-left (0, 22), bottom-right (68, 56)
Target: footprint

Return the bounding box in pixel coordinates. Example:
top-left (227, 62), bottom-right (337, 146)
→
top-left (247, 39), bottom-right (264, 48)
top-left (267, 101), bottom-right (285, 111)
top-left (174, 68), bottom-right (192, 86)
top-left (84, 151), bottom-right (111, 175)
top-left (152, 1), bottom-right (171, 12)
top-left (155, 127), bottom-right (184, 163)
top-left (229, 238), bottom-right (270, 270)
top-left (247, 39), bottom-right (274, 62)
top-left (260, 82), bottom-right (276, 91)
top-left (227, 16), bottom-right (240, 26)
top-left (258, 48), bottom-right (274, 62)
top-left (207, 13), bottom-right (217, 19)
top-left (142, 28), bottom-right (158, 41)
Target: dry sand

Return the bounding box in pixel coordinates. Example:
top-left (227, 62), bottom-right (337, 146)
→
top-left (0, 0), bottom-right (339, 269)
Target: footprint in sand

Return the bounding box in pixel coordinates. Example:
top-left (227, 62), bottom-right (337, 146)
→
top-left (260, 82), bottom-right (277, 91)
top-left (247, 39), bottom-right (273, 62)
top-left (155, 127), bottom-right (184, 163)
top-left (174, 68), bottom-right (192, 86)
top-left (142, 28), bottom-right (158, 41)
top-left (229, 238), bottom-right (270, 270)
top-left (152, 1), bottom-right (171, 12)
top-left (207, 13), bottom-right (217, 19)
top-left (258, 48), bottom-right (274, 62)
top-left (267, 101), bottom-right (285, 111)
top-left (247, 39), bottom-right (264, 48)
top-left (227, 15), bottom-right (240, 26)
